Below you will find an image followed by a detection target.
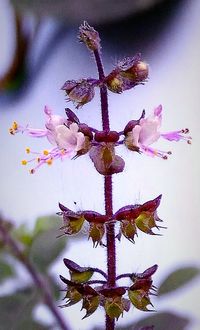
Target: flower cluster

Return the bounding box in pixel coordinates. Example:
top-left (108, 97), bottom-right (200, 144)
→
top-left (10, 105), bottom-right (191, 174)
top-left (58, 195), bottom-right (164, 246)
top-left (60, 259), bottom-right (158, 320)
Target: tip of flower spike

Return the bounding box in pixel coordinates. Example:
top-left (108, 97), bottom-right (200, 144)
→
top-left (78, 21), bottom-right (101, 51)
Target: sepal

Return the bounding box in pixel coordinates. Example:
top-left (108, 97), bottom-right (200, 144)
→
top-left (63, 258), bottom-right (94, 283)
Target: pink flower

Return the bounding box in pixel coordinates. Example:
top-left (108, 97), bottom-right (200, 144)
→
top-left (9, 106), bottom-right (85, 173)
top-left (125, 105), bottom-right (192, 159)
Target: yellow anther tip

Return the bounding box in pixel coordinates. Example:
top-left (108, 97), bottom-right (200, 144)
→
top-left (13, 121), bottom-right (18, 130)
top-left (21, 160), bottom-right (27, 165)
top-left (43, 150), bottom-right (49, 155)
top-left (46, 158), bottom-right (53, 165)
top-left (26, 147), bottom-right (30, 154)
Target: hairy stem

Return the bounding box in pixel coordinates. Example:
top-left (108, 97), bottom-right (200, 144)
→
top-left (94, 49), bottom-right (116, 330)
top-left (0, 221), bottom-right (69, 330)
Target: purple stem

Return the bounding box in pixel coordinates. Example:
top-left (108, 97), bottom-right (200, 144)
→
top-left (94, 49), bottom-right (116, 330)
top-left (0, 221), bottom-right (69, 330)
top-left (116, 273), bottom-right (132, 280)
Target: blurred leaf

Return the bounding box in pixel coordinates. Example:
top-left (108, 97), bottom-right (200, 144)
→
top-left (13, 216), bottom-right (62, 248)
top-left (158, 267), bottom-right (200, 296)
top-left (13, 224), bottom-right (33, 247)
top-left (0, 259), bottom-right (15, 283)
top-left (33, 215), bottom-right (61, 236)
top-left (116, 312), bottom-right (190, 330)
top-left (0, 287), bottom-right (48, 329)
top-left (29, 228), bottom-right (66, 272)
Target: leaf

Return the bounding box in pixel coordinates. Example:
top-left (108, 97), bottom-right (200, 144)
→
top-left (0, 287), bottom-right (48, 329)
top-left (33, 215), bottom-right (61, 236)
top-left (116, 311), bottom-right (190, 330)
top-left (158, 266), bottom-right (200, 296)
top-left (0, 259), bottom-right (15, 283)
top-left (29, 228), bottom-right (66, 272)
top-left (13, 224), bottom-right (33, 247)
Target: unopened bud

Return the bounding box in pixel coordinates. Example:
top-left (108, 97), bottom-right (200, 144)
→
top-left (79, 21), bottom-right (101, 51)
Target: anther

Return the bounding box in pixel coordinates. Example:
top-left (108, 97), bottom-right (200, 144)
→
top-left (21, 160), bottom-right (27, 165)
top-left (13, 121), bottom-right (18, 130)
top-left (43, 150), bottom-right (49, 155)
top-left (46, 158), bottom-right (53, 165)
top-left (30, 169), bottom-right (35, 174)
top-left (26, 147), bottom-right (30, 154)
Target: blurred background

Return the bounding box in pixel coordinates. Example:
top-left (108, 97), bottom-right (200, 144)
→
top-left (0, 0), bottom-right (200, 329)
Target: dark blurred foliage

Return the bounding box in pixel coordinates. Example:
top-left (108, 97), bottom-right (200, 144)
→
top-left (0, 215), bottom-right (69, 329)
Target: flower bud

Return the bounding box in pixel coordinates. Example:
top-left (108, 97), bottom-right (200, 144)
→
top-left (89, 145), bottom-right (125, 175)
top-left (128, 265), bottom-right (158, 311)
top-left (59, 276), bottom-right (83, 307)
top-left (78, 21), bottom-right (101, 51)
top-left (61, 79), bottom-right (96, 108)
top-left (113, 196), bottom-right (163, 241)
top-left (58, 204), bottom-right (85, 236)
top-left (105, 54), bottom-right (148, 94)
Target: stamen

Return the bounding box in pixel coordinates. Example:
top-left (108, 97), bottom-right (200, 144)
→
top-left (21, 160), bottom-right (27, 165)
top-left (43, 150), bottom-right (49, 155)
top-left (26, 147), bottom-right (31, 154)
top-left (30, 169), bottom-right (35, 174)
